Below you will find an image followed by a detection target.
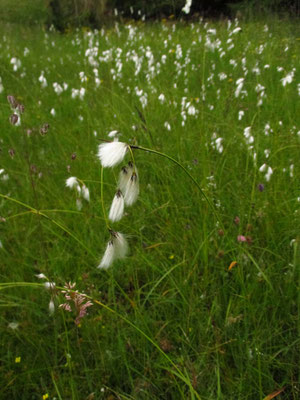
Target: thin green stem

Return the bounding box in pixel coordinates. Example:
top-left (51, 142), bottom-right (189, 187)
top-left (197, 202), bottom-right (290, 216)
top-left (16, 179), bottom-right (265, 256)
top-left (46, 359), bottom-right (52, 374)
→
top-left (0, 194), bottom-right (97, 259)
top-left (201, 48), bottom-right (206, 125)
top-left (0, 193), bottom-right (36, 212)
top-left (51, 371), bottom-right (63, 400)
top-left (130, 145), bottom-right (223, 228)
top-left (127, 145), bottom-right (136, 169)
top-left (61, 311), bottom-right (76, 399)
top-left (0, 281), bottom-right (201, 399)
top-left (100, 167), bottom-right (110, 231)
top-left (81, 296), bottom-right (201, 398)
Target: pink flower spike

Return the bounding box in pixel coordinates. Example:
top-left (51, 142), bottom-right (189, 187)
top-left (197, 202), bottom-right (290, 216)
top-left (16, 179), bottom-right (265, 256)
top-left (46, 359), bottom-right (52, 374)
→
top-left (237, 235), bottom-right (247, 242)
top-left (59, 282), bottom-right (93, 325)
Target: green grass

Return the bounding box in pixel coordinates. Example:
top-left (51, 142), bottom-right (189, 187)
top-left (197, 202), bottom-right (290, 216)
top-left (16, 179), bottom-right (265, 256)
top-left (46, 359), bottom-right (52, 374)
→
top-left (0, 16), bottom-right (299, 400)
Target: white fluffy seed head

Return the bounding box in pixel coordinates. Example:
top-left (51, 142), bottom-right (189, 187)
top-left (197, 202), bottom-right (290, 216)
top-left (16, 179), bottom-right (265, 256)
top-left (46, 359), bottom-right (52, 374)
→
top-left (36, 273), bottom-right (47, 279)
top-left (118, 163), bottom-right (133, 193)
top-left (113, 232), bottom-right (129, 259)
top-left (49, 299), bottom-right (55, 314)
top-left (44, 282), bottom-right (56, 290)
top-left (108, 130), bottom-right (119, 138)
top-left (109, 190), bottom-right (124, 222)
top-left (76, 198), bottom-right (83, 210)
top-left (82, 185), bottom-right (90, 202)
top-left (66, 176), bottom-right (78, 189)
top-left (124, 171), bottom-right (139, 206)
top-left (97, 141), bottom-right (128, 167)
top-left (259, 163), bottom-right (267, 173)
top-left (265, 166), bottom-right (273, 182)
top-left (97, 232), bottom-right (128, 270)
top-left (98, 241), bottom-right (115, 269)
top-left (76, 184), bottom-right (82, 195)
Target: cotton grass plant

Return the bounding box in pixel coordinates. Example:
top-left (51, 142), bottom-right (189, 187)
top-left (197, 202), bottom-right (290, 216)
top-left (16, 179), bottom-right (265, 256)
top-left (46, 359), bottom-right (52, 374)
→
top-left (96, 130), bottom-right (220, 271)
top-left (0, 16), bottom-right (299, 400)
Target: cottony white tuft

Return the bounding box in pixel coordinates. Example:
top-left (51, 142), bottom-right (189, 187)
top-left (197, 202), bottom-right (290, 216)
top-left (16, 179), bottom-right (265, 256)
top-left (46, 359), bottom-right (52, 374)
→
top-left (98, 241), bottom-right (115, 269)
top-left (124, 170), bottom-right (139, 206)
top-left (108, 130), bottom-right (119, 138)
top-left (113, 232), bottom-right (129, 259)
top-left (76, 198), bottom-right (83, 210)
top-left (44, 282), bottom-right (56, 289)
top-left (49, 299), bottom-right (55, 314)
top-left (97, 141), bottom-right (128, 167)
top-left (66, 176), bottom-right (79, 189)
top-left (36, 273), bottom-right (47, 279)
top-left (98, 232), bottom-right (128, 269)
top-left (109, 190), bottom-right (125, 222)
top-left (118, 163), bottom-right (133, 193)
top-left (265, 166), bottom-right (273, 182)
top-left (182, 0), bottom-right (192, 14)
top-left (82, 185), bottom-right (90, 202)
top-left (35, 274), bottom-right (48, 279)
top-left (259, 163), bottom-right (267, 173)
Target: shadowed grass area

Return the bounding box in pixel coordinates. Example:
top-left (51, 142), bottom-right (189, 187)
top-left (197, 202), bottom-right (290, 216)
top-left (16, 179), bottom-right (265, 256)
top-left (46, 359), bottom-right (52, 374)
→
top-left (0, 17), bottom-right (299, 399)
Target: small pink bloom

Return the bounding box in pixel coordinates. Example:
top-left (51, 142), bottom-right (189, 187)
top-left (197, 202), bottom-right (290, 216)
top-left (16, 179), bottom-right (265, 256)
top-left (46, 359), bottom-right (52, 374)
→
top-left (59, 303), bottom-right (72, 312)
top-left (237, 235), bottom-right (247, 242)
top-left (59, 282), bottom-right (93, 325)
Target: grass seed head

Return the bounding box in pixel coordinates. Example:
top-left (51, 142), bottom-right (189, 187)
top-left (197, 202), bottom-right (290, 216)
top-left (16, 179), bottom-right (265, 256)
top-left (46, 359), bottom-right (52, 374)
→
top-left (98, 241), bottom-right (115, 269)
top-left (124, 170), bottom-right (139, 206)
top-left (97, 141), bottom-right (128, 167)
top-left (109, 190), bottom-right (125, 222)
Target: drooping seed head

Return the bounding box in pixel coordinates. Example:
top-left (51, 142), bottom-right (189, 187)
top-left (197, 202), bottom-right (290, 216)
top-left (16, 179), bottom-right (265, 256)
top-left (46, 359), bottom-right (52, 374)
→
top-left (108, 189), bottom-right (125, 222)
top-left (124, 170), bottom-right (139, 206)
top-left (98, 241), bottom-right (115, 269)
top-left (97, 141), bottom-right (128, 168)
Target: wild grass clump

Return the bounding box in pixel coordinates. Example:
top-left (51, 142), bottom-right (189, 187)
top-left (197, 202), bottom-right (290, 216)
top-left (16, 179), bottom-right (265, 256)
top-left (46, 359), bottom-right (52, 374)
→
top-left (0, 16), bottom-right (299, 399)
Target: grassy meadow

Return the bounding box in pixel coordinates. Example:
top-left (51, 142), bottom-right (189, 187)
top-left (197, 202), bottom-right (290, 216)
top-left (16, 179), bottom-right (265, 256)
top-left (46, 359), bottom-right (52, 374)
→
top-left (0, 16), bottom-right (300, 400)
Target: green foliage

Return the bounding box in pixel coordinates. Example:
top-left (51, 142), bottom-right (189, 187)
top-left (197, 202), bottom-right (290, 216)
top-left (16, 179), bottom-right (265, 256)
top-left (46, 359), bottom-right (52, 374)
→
top-left (0, 0), bottom-right (50, 25)
top-left (0, 17), bottom-right (299, 399)
top-left (228, 0), bottom-right (299, 18)
top-left (49, 0), bottom-right (108, 30)
top-left (111, 0), bottom-right (187, 17)
top-left (0, 0), bottom-right (298, 28)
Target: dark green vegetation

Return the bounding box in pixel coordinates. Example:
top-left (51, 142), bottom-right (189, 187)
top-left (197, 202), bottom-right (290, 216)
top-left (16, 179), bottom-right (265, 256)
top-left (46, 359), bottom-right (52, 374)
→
top-left (0, 17), bottom-right (299, 400)
top-left (0, 0), bottom-right (298, 29)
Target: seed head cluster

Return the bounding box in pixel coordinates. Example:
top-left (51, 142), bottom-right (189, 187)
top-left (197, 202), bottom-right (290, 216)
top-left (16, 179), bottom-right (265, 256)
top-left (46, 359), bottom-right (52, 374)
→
top-left (65, 176), bottom-right (90, 210)
top-left (97, 137), bottom-right (139, 269)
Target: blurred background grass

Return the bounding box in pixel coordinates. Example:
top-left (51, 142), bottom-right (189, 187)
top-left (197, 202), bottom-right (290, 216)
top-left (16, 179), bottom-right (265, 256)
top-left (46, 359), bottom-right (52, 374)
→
top-left (0, 3), bottom-right (299, 400)
top-left (0, 0), bottom-right (299, 29)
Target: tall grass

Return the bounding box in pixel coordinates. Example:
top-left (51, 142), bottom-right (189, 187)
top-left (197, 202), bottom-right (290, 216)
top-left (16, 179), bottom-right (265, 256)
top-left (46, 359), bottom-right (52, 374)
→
top-left (0, 16), bottom-right (299, 399)
top-left (0, 0), bottom-right (50, 25)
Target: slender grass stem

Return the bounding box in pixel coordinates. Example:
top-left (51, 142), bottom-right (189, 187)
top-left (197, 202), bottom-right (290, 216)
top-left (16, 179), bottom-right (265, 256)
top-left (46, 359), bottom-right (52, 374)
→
top-left (0, 281), bottom-right (202, 399)
top-left (127, 145), bottom-right (136, 169)
top-left (130, 145), bottom-right (223, 228)
top-left (0, 194), bottom-right (97, 259)
top-left (51, 371), bottom-right (63, 400)
top-left (100, 167), bottom-right (111, 231)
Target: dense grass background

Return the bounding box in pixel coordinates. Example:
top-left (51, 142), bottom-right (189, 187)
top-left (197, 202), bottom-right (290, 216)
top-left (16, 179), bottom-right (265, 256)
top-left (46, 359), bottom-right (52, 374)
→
top-left (0, 0), bottom-right (298, 29)
top-left (0, 16), bottom-right (299, 399)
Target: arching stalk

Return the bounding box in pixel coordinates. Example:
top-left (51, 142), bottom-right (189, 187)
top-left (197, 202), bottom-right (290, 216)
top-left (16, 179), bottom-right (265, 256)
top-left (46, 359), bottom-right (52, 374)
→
top-left (130, 144), bottom-right (223, 228)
